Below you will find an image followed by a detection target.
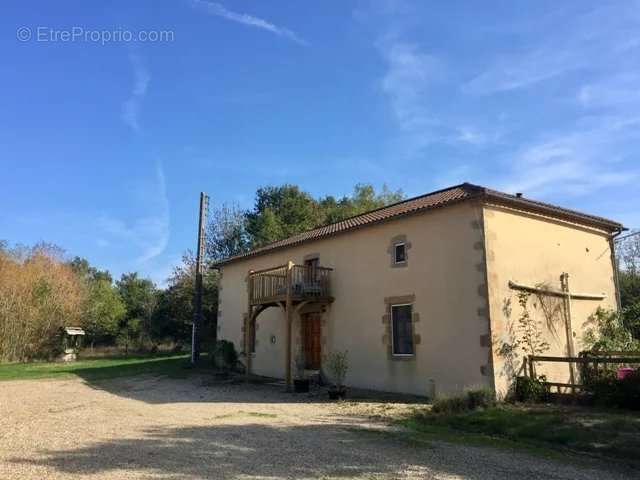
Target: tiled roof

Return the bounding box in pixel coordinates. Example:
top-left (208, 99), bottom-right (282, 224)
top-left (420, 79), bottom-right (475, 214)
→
top-left (213, 183), bottom-right (623, 266)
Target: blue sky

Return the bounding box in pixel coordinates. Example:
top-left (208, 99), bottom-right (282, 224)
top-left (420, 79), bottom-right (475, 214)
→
top-left (2, 1), bottom-right (639, 285)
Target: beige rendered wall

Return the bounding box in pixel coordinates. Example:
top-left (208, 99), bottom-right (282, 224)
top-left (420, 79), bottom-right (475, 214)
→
top-left (218, 202), bottom-right (492, 397)
top-left (483, 204), bottom-right (617, 397)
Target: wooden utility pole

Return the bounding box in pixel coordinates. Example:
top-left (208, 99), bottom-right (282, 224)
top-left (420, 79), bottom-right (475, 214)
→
top-left (191, 192), bottom-right (209, 365)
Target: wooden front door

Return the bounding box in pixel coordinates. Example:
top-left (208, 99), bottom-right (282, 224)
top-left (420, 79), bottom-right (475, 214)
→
top-left (302, 313), bottom-right (322, 369)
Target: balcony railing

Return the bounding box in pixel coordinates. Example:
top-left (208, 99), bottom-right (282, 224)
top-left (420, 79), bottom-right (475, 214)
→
top-left (248, 263), bottom-right (332, 305)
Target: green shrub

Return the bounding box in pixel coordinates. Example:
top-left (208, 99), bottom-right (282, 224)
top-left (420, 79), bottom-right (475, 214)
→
top-left (211, 340), bottom-right (238, 371)
top-left (466, 388), bottom-right (495, 410)
top-left (514, 376), bottom-right (547, 403)
top-left (583, 368), bottom-right (640, 410)
top-left (582, 307), bottom-right (640, 352)
top-left (324, 350), bottom-right (348, 388)
top-left (432, 388), bottom-right (495, 414)
top-left (432, 396), bottom-right (468, 414)
top-left (619, 369), bottom-right (640, 409)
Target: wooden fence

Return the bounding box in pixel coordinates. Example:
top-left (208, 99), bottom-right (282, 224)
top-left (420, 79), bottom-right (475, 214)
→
top-left (525, 351), bottom-right (640, 394)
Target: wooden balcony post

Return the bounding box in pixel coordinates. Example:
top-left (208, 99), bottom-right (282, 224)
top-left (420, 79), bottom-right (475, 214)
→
top-left (246, 270), bottom-right (254, 383)
top-left (285, 261), bottom-right (294, 391)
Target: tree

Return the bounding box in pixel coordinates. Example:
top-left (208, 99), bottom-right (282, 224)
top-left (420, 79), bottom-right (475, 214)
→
top-left (617, 231), bottom-right (640, 339)
top-left (81, 279), bottom-right (125, 350)
top-left (155, 251), bottom-right (218, 348)
top-left (322, 184), bottom-right (404, 223)
top-left (243, 183), bottom-right (404, 248)
top-left (583, 307), bottom-right (640, 352)
top-left (116, 272), bottom-right (157, 350)
top-left (151, 288), bottom-right (188, 344)
top-left (245, 185), bottom-right (321, 247)
top-left (68, 256), bottom-right (121, 350)
top-left (68, 256), bottom-right (112, 284)
top-left (206, 203), bottom-right (250, 261)
top-left (0, 242), bottom-right (83, 361)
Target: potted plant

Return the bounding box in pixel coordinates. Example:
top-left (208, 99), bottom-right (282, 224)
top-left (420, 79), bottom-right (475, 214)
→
top-left (325, 350), bottom-right (348, 400)
top-left (293, 352), bottom-right (310, 393)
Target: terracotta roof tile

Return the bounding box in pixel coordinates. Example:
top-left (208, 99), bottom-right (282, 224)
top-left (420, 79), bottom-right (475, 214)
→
top-left (214, 183), bottom-right (623, 266)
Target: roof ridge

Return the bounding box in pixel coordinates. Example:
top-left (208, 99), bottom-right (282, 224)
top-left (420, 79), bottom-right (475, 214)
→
top-left (213, 183), bottom-right (623, 267)
top-left (241, 183), bottom-right (477, 255)
top-left (313, 182), bottom-right (477, 227)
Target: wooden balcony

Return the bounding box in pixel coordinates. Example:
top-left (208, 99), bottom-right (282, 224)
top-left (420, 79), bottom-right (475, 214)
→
top-left (248, 263), bottom-right (333, 306)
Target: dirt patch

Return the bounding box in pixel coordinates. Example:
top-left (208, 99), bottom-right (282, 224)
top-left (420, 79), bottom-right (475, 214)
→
top-left (0, 375), bottom-right (634, 479)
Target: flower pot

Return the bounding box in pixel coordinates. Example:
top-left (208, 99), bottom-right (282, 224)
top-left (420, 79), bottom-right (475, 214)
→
top-left (328, 387), bottom-right (346, 400)
top-left (617, 367), bottom-right (635, 380)
top-left (293, 379), bottom-right (310, 393)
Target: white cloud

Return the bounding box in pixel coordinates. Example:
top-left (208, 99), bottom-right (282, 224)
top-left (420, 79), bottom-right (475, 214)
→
top-left (381, 42), bottom-right (441, 131)
top-left (464, 49), bottom-right (581, 95)
top-left (122, 54), bottom-right (150, 132)
top-left (97, 163), bottom-right (170, 265)
top-left (578, 74), bottom-right (640, 109)
top-left (378, 41), bottom-right (453, 151)
top-left (353, 0), bottom-right (640, 222)
top-left (191, 0), bottom-right (308, 46)
top-left (495, 118), bottom-right (640, 197)
top-left (378, 41), bottom-right (504, 150)
top-left (464, 4), bottom-right (640, 95)
top-left (456, 125), bottom-right (504, 146)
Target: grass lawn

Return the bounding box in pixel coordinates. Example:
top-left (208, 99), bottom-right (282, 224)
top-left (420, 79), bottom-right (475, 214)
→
top-left (400, 403), bottom-right (640, 463)
top-left (0, 354), bottom-right (205, 382)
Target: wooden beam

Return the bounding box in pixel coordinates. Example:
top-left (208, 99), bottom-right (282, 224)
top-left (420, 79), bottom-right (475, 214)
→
top-left (541, 381), bottom-right (584, 389)
top-left (508, 280), bottom-right (606, 300)
top-left (294, 300), bottom-right (311, 314)
top-left (285, 261), bottom-right (294, 391)
top-left (248, 264), bottom-right (289, 275)
top-left (560, 273), bottom-right (576, 394)
top-left (530, 355), bottom-right (640, 363)
top-left (245, 270), bottom-right (254, 383)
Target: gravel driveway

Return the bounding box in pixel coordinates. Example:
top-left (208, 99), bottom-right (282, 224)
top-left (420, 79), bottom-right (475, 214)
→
top-left (0, 375), bottom-right (634, 479)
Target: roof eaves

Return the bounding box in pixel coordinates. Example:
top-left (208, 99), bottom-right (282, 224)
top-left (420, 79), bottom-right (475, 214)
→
top-left (211, 183), bottom-right (624, 268)
top-left (481, 190), bottom-right (623, 231)
top-left (212, 183), bottom-right (482, 268)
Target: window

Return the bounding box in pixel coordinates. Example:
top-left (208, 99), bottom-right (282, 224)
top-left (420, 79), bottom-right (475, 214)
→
top-left (391, 304), bottom-right (414, 355)
top-left (394, 243), bottom-right (406, 264)
top-left (388, 236), bottom-right (410, 267)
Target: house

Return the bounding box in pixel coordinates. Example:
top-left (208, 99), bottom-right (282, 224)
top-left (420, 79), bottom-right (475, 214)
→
top-left (214, 183), bottom-right (623, 398)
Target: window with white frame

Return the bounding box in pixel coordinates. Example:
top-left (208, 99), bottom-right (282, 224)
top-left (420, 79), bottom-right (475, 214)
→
top-left (391, 304), bottom-right (414, 355)
top-left (394, 242), bottom-right (406, 264)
